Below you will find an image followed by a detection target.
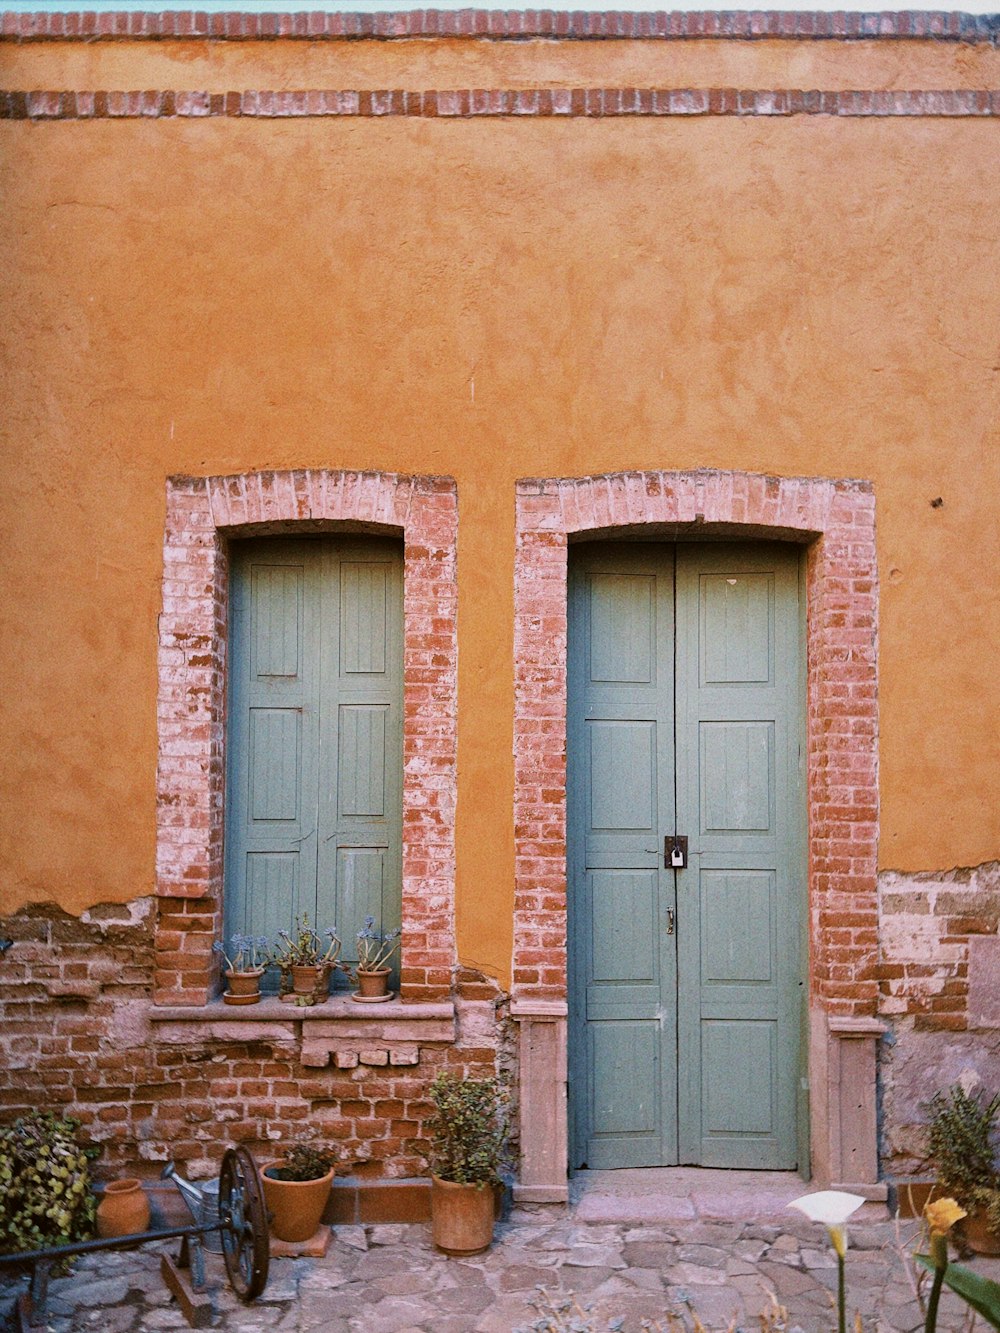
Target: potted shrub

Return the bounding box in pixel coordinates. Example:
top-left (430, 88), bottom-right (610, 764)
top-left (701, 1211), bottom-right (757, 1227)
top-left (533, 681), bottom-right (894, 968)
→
top-left (350, 916), bottom-right (401, 1002)
top-left (427, 1071), bottom-right (511, 1257)
top-left (261, 1142), bottom-right (338, 1243)
top-left (213, 932), bottom-right (269, 1005)
top-left (926, 1084), bottom-right (1000, 1255)
top-left (271, 915), bottom-right (344, 1005)
top-left (0, 1111), bottom-right (99, 1254)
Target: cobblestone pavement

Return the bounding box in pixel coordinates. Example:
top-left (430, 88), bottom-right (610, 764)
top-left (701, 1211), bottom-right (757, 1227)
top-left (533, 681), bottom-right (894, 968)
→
top-left (3, 1211), bottom-right (998, 1333)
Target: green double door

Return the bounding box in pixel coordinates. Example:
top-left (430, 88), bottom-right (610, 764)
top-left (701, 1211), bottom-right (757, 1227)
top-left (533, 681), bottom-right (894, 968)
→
top-left (568, 543), bottom-right (805, 1171)
top-left (224, 536), bottom-right (403, 965)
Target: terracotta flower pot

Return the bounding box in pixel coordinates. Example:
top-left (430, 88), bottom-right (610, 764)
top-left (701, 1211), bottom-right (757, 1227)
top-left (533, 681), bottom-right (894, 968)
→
top-left (224, 970), bottom-right (262, 1004)
top-left (96, 1178), bottom-right (151, 1239)
top-left (262, 1162), bottom-right (335, 1243)
top-left (290, 964), bottom-right (327, 1000)
top-left (961, 1206), bottom-right (1000, 1256)
top-left (353, 966), bottom-right (392, 1001)
top-left (431, 1174), bottom-right (496, 1256)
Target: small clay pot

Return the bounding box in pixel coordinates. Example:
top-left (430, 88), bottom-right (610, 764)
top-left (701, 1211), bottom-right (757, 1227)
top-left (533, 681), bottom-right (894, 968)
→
top-left (354, 967), bottom-right (391, 999)
top-left (224, 970), bottom-right (262, 1004)
top-left (290, 964), bottom-right (328, 1000)
top-left (96, 1178), bottom-right (151, 1239)
top-left (261, 1163), bottom-right (335, 1243)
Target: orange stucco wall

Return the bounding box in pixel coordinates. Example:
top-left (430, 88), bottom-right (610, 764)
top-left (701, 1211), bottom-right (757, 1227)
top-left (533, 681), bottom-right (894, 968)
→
top-left (1, 35), bottom-right (998, 989)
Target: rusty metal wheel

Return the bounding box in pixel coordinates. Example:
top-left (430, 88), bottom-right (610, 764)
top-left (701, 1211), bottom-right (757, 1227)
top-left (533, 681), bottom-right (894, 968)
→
top-left (218, 1146), bottom-right (269, 1301)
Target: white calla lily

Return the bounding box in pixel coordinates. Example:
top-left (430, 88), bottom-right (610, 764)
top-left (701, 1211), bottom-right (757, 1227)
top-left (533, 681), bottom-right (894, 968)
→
top-left (788, 1190), bottom-right (866, 1258)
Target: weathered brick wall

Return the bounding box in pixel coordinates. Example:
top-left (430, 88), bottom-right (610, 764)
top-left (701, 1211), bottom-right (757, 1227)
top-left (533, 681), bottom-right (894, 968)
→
top-left (0, 900), bottom-right (511, 1182)
top-left (878, 860), bottom-right (1000, 1174)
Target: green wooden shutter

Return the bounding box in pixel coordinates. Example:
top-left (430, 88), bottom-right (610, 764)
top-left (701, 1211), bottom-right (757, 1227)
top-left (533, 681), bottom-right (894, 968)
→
top-left (316, 544), bottom-right (404, 972)
top-left (225, 537), bottom-right (403, 978)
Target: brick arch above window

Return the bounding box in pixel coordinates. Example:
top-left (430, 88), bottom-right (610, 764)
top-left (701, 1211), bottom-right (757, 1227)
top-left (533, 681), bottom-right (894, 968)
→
top-left (511, 468), bottom-right (879, 1019)
top-left (154, 469), bottom-right (458, 1006)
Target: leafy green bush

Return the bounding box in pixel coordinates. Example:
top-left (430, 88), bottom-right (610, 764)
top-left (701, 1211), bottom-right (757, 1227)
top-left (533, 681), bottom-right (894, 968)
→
top-left (926, 1084), bottom-right (1000, 1230)
top-left (429, 1071), bottom-right (512, 1187)
top-left (0, 1111), bottom-right (98, 1254)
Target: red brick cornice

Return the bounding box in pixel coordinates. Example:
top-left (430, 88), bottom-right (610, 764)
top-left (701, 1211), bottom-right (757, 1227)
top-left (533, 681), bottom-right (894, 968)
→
top-left (1, 9), bottom-right (998, 42)
top-left (3, 86), bottom-right (1000, 117)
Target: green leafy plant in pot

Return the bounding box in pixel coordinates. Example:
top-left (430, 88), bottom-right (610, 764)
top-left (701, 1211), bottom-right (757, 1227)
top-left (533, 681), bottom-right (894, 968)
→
top-left (271, 915), bottom-right (345, 1006)
top-left (261, 1142), bottom-right (338, 1243)
top-left (427, 1071), bottom-right (512, 1257)
top-left (925, 1084), bottom-right (1000, 1255)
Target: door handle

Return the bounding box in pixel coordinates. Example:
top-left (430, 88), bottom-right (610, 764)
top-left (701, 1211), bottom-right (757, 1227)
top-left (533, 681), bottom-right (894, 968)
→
top-left (666, 908), bottom-right (675, 936)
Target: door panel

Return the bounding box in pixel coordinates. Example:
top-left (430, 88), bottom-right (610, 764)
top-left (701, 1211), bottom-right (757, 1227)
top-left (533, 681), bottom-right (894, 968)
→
top-left (699, 721), bottom-right (774, 834)
top-left (676, 545), bottom-right (802, 1169)
top-left (226, 537), bottom-right (403, 975)
top-left (569, 542), bottom-right (803, 1171)
top-left (569, 549), bottom-right (677, 1169)
top-left (589, 1022), bottom-right (661, 1167)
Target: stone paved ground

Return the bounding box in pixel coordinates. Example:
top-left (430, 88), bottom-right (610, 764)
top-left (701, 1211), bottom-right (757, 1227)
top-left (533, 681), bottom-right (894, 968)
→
top-left (3, 1211), bottom-right (998, 1333)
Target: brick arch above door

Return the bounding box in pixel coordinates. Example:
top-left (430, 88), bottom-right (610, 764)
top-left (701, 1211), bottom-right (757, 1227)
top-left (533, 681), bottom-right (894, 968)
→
top-left (154, 469), bottom-right (458, 1006)
top-left (510, 469), bottom-right (880, 1200)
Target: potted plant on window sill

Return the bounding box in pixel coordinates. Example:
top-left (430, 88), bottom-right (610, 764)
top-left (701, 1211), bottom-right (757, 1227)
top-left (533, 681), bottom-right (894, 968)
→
top-left (926, 1083), bottom-right (1000, 1255)
top-left (213, 933), bottom-right (270, 1005)
top-left (271, 915), bottom-right (345, 1006)
top-left (350, 916), bottom-right (401, 1003)
top-left (427, 1071), bottom-right (512, 1256)
top-left (260, 1142), bottom-right (338, 1243)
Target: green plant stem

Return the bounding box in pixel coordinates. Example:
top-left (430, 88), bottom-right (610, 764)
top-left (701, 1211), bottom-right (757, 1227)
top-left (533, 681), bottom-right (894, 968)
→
top-left (837, 1252), bottom-right (846, 1333)
top-left (925, 1264), bottom-right (946, 1333)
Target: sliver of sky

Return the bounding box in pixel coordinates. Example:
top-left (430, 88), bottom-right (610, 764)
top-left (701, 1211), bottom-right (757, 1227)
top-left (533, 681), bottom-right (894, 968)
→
top-left (3, 0), bottom-right (999, 13)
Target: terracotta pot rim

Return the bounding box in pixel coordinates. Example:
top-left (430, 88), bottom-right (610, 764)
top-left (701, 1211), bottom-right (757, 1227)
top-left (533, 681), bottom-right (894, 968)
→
top-left (225, 968), bottom-right (265, 977)
top-left (103, 1177), bottom-right (144, 1194)
top-left (431, 1172), bottom-right (494, 1190)
top-left (262, 1161), bottom-right (336, 1186)
top-left (356, 966), bottom-right (391, 976)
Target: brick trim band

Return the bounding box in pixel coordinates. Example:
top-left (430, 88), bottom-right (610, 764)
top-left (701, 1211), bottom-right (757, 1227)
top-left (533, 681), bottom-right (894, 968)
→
top-left (2, 9), bottom-right (997, 42)
top-left (4, 87), bottom-right (1000, 119)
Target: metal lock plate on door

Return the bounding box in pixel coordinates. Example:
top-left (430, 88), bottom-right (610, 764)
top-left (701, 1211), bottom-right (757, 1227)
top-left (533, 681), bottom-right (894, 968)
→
top-left (665, 835), bottom-right (688, 869)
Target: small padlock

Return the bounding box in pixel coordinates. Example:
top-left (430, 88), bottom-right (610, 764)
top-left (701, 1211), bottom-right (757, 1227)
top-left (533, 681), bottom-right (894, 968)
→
top-left (665, 835), bottom-right (688, 869)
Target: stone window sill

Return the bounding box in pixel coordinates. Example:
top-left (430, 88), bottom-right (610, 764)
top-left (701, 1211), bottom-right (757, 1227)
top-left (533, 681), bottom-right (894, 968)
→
top-left (149, 996), bottom-right (456, 1068)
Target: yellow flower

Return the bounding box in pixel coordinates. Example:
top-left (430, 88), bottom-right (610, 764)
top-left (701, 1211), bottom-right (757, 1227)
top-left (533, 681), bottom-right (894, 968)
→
top-left (924, 1198), bottom-right (966, 1237)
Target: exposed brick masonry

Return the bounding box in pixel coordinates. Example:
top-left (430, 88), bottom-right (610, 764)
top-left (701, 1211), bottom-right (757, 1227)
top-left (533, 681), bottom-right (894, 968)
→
top-left (1, 9), bottom-right (997, 42)
top-left (877, 861), bottom-right (1000, 1175)
top-left (3, 88), bottom-right (999, 119)
top-left (879, 861), bottom-right (1000, 1032)
top-left (0, 899), bottom-right (506, 1179)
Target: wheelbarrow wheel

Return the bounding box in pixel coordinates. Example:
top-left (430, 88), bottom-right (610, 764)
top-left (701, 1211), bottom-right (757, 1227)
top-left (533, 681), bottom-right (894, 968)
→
top-left (219, 1146), bottom-right (269, 1301)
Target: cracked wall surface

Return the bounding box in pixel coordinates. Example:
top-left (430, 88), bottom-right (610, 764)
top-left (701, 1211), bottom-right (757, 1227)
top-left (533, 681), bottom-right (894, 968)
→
top-left (878, 861), bottom-right (1000, 1175)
